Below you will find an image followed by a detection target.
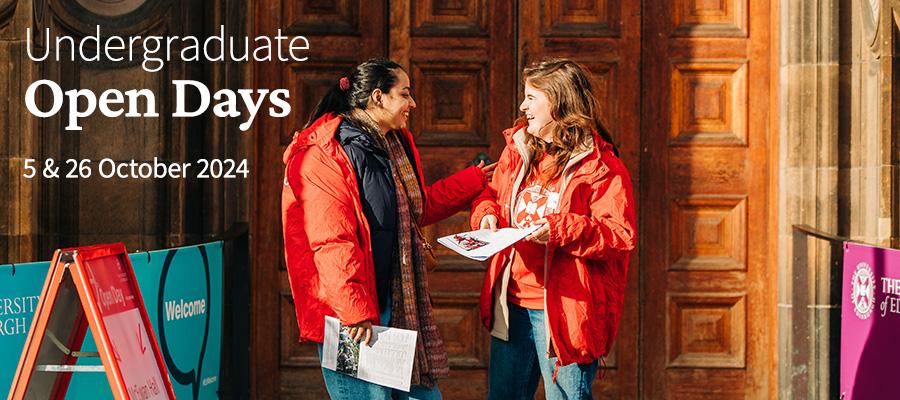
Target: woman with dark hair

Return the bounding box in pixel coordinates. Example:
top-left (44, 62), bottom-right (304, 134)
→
top-left (471, 58), bottom-right (636, 399)
top-left (281, 58), bottom-right (493, 399)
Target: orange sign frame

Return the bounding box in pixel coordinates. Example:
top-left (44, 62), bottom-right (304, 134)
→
top-left (8, 243), bottom-right (175, 399)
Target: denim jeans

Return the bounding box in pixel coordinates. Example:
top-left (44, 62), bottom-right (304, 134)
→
top-left (317, 298), bottom-right (442, 400)
top-left (488, 303), bottom-right (598, 400)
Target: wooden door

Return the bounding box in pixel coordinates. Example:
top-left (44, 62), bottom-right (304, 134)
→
top-left (517, 0), bottom-right (642, 398)
top-left (640, 0), bottom-right (774, 398)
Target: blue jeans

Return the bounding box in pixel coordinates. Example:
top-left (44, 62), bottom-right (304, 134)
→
top-left (317, 298), bottom-right (442, 400)
top-left (488, 303), bottom-right (598, 400)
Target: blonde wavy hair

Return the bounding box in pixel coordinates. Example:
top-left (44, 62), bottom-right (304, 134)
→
top-left (516, 58), bottom-right (618, 183)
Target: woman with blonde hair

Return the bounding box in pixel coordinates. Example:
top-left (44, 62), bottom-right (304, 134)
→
top-left (471, 58), bottom-right (636, 399)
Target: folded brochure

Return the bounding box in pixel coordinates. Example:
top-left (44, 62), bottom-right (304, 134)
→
top-left (437, 226), bottom-right (539, 261)
top-left (321, 316), bottom-right (418, 391)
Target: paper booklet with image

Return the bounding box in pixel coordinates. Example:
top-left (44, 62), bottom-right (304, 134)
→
top-left (321, 316), bottom-right (418, 392)
top-left (437, 225), bottom-right (539, 261)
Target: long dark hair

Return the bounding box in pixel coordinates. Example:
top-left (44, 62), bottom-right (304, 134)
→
top-left (304, 58), bottom-right (404, 128)
top-left (516, 58), bottom-right (620, 182)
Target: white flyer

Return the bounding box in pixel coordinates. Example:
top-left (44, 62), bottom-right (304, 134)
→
top-left (437, 226), bottom-right (539, 261)
top-left (322, 316), bottom-right (418, 392)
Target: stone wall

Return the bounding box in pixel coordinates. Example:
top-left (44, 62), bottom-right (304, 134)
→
top-left (0, 0), bottom-right (37, 262)
top-left (778, 0), bottom-right (899, 398)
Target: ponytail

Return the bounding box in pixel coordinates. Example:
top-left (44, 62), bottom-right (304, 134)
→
top-left (304, 84), bottom-right (351, 128)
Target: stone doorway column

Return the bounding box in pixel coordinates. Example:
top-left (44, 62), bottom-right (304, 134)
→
top-left (778, 0), bottom-right (898, 398)
top-left (0, 0), bottom-right (39, 263)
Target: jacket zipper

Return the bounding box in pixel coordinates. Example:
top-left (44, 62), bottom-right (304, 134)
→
top-left (507, 129), bottom-right (594, 360)
top-left (541, 152), bottom-right (589, 359)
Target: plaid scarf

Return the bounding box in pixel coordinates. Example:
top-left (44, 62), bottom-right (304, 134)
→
top-left (383, 131), bottom-right (449, 388)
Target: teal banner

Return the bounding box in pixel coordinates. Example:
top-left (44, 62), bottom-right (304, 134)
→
top-left (0, 242), bottom-right (223, 399)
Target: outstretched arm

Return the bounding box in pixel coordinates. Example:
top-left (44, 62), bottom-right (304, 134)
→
top-left (421, 163), bottom-right (491, 226)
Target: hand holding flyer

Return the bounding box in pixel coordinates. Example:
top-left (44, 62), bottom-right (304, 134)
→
top-left (321, 316), bottom-right (418, 392)
top-left (437, 226), bottom-right (539, 261)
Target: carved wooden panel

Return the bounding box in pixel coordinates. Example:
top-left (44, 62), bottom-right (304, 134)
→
top-left (669, 148), bottom-right (749, 194)
top-left (283, 0), bottom-right (359, 35)
top-left (432, 297), bottom-right (488, 367)
top-left (542, 0), bottom-right (620, 37)
top-left (668, 293), bottom-right (746, 368)
top-left (282, 61), bottom-right (356, 145)
top-left (672, 0), bottom-right (748, 37)
top-left (667, 370), bottom-right (747, 398)
top-left (410, 61), bottom-right (488, 146)
top-left (412, 0), bottom-right (488, 36)
top-left (671, 62), bottom-right (747, 146)
top-left (670, 196), bottom-right (747, 271)
top-left (585, 61), bottom-right (619, 133)
top-left (279, 292), bottom-right (318, 367)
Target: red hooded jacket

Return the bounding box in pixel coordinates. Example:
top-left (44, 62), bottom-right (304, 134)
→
top-left (282, 114), bottom-right (486, 343)
top-left (470, 126), bottom-right (636, 368)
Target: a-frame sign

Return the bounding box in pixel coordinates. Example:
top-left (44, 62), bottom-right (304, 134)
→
top-left (8, 243), bottom-right (175, 399)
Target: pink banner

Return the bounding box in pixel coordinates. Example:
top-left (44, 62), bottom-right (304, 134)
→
top-left (841, 242), bottom-right (900, 399)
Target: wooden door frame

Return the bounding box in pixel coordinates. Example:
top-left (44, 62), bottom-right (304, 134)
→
top-left (768, 0), bottom-right (781, 396)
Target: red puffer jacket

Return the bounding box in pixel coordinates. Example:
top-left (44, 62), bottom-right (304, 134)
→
top-left (282, 113), bottom-right (486, 343)
top-left (470, 126), bottom-right (636, 368)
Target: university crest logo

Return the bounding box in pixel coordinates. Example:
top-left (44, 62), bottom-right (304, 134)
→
top-left (851, 262), bottom-right (875, 320)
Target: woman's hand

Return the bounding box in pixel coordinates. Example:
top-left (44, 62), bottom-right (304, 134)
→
top-left (480, 214), bottom-right (498, 231)
top-left (476, 160), bottom-right (497, 181)
top-left (525, 218), bottom-right (550, 244)
top-left (347, 320), bottom-right (373, 345)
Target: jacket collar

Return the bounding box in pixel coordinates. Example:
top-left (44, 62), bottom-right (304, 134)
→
top-left (282, 113), bottom-right (343, 164)
top-left (283, 114), bottom-right (426, 188)
top-left (335, 120), bottom-right (386, 154)
top-left (284, 113), bottom-right (422, 163)
top-left (504, 126), bottom-right (612, 182)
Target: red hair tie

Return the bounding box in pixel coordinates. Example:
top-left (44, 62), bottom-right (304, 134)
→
top-left (339, 77), bottom-right (350, 91)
